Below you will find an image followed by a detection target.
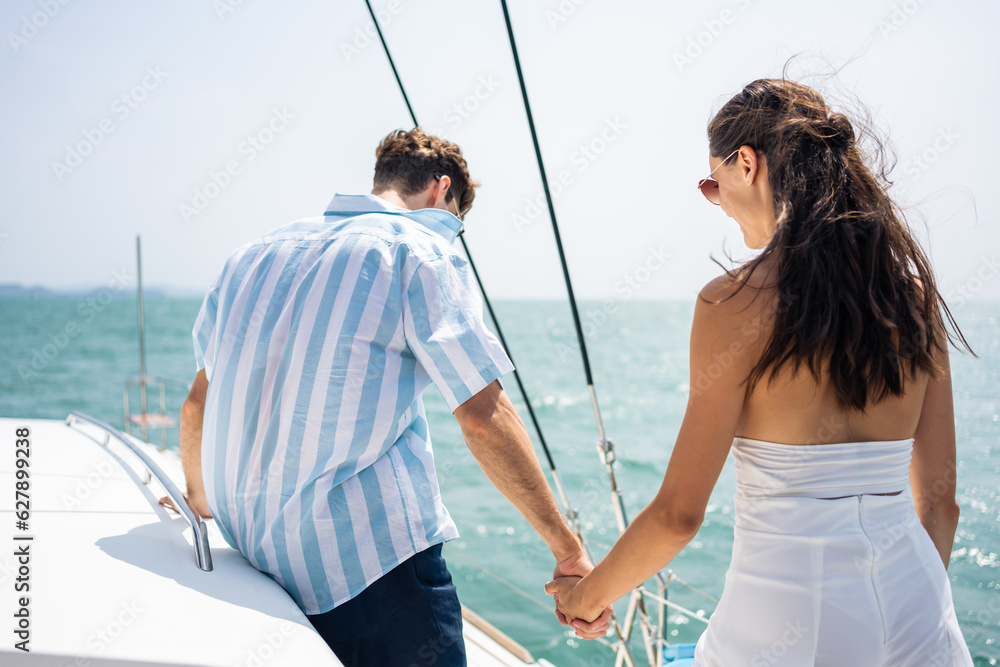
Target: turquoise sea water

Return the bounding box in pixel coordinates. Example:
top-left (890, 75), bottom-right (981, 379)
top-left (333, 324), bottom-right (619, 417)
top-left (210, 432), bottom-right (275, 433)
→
top-left (1, 295), bottom-right (998, 665)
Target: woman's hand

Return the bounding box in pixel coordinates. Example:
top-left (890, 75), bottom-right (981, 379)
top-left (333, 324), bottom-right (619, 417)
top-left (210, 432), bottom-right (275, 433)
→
top-left (551, 547), bottom-right (593, 625)
top-left (545, 576), bottom-right (611, 640)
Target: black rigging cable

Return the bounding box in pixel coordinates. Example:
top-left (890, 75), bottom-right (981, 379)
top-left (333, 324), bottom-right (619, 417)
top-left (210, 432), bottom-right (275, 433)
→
top-left (497, 0), bottom-right (596, 389)
top-left (496, 0), bottom-right (627, 522)
top-left (363, 1), bottom-right (417, 127)
top-left (497, 3), bottom-right (658, 664)
top-left (363, 3), bottom-right (655, 664)
top-left (363, 0), bottom-right (558, 473)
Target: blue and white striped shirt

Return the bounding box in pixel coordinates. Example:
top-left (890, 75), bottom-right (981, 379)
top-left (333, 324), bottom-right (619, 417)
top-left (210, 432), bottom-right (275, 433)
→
top-left (192, 194), bottom-right (513, 614)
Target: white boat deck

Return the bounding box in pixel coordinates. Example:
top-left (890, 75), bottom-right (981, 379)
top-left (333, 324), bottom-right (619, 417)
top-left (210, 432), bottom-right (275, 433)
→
top-left (0, 417), bottom-right (554, 666)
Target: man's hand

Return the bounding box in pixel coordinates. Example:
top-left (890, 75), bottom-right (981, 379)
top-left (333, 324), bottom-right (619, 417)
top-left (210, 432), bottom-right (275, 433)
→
top-left (551, 549), bottom-right (613, 640)
top-left (159, 492), bottom-right (212, 520)
top-left (453, 384), bottom-right (613, 638)
top-left (454, 383), bottom-right (613, 640)
top-left (545, 575), bottom-right (612, 641)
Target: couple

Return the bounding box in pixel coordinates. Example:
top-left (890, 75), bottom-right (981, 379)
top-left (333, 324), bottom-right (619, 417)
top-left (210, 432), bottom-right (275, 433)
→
top-left (165, 78), bottom-right (973, 666)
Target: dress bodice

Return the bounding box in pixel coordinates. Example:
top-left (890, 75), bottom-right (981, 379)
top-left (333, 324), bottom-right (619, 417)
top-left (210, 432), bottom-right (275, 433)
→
top-left (732, 436), bottom-right (913, 499)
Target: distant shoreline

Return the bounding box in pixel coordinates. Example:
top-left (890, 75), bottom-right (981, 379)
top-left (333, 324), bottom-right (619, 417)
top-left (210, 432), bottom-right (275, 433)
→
top-left (2, 284), bottom-right (997, 304)
top-left (0, 284), bottom-right (205, 299)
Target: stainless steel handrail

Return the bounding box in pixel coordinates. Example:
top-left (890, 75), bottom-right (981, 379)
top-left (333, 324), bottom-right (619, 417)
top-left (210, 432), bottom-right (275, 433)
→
top-left (65, 411), bottom-right (213, 572)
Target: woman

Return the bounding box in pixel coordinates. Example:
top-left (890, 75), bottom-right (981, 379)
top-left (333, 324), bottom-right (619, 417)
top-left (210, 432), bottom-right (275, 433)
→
top-left (545, 79), bottom-right (975, 665)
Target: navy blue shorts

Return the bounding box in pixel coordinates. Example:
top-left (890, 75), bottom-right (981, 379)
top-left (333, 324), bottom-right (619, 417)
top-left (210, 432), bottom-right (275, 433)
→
top-left (306, 544), bottom-right (466, 667)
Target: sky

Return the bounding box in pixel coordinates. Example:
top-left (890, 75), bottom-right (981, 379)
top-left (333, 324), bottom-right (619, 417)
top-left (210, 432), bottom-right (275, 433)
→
top-left (1, 0), bottom-right (998, 304)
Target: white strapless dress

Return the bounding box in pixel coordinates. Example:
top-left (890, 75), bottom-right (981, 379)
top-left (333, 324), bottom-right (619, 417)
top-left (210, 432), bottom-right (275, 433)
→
top-left (693, 437), bottom-right (974, 666)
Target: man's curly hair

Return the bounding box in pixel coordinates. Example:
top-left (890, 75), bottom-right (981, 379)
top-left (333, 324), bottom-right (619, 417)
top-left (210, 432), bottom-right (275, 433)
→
top-left (373, 128), bottom-right (479, 218)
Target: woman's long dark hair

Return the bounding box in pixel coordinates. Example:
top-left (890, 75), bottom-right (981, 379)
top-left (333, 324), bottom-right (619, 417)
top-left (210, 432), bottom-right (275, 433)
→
top-left (707, 78), bottom-right (972, 410)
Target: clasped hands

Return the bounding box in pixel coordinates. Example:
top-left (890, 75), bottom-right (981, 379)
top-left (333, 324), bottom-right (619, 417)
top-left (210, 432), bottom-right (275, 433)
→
top-left (547, 552), bottom-right (613, 640)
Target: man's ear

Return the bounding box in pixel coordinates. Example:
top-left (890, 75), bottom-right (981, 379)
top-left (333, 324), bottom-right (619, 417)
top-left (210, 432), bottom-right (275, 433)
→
top-left (434, 175), bottom-right (452, 207)
top-left (417, 175), bottom-right (447, 209)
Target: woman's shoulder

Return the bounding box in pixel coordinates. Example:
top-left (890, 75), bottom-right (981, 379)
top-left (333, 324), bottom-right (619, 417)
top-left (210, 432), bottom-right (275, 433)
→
top-left (697, 259), bottom-right (778, 315)
top-left (689, 265), bottom-right (779, 392)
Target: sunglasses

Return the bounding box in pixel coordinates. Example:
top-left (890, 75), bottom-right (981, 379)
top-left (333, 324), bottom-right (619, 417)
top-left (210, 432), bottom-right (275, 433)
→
top-left (435, 174), bottom-right (466, 220)
top-left (697, 148), bottom-right (739, 205)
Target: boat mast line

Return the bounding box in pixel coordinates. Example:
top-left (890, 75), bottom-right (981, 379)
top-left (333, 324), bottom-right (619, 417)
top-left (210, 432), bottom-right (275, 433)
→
top-left (136, 236), bottom-right (148, 433)
top-left (364, 3), bottom-right (641, 662)
top-left (494, 0), bottom-right (629, 523)
top-left (363, 4), bottom-right (679, 664)
top-left (497, 3), bottom-right (670, 664)
top-left (361, 0), bottom-right (579, 525)
top-left (362, 0), bottom-right (416, 127)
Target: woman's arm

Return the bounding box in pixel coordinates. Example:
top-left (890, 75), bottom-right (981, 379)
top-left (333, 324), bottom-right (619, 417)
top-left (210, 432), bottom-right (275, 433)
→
top-left (910, 343), bottom-right (961, 568)
top-left (546, 276), bottom-right (761, 623)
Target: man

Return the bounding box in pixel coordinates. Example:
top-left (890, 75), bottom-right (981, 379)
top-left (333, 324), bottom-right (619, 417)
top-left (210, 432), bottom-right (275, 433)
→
top-left (160, 128), bottom-right (611, 665)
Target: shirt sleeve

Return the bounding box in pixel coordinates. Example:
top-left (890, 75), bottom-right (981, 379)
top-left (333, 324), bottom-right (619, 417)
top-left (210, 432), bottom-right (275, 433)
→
top-left (192, 278), bottom-right (222, 378)
top-left (402, 253), bottom-right (515, 412)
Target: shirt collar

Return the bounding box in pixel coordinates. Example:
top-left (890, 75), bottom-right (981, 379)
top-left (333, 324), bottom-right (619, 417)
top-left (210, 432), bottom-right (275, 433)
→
top-left (323, 193), bottom-right (464, 244)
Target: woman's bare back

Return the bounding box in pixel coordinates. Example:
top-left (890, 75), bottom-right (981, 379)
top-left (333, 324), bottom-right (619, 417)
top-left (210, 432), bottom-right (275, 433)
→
top-left (737, 357), bottom-right (930, 445)
top-left (723, 264), bottom-right (933, 445)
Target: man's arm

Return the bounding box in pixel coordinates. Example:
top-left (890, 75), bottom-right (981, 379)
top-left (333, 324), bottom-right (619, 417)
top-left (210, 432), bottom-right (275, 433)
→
top-left (454, 381), bottom-right (576, 556)
top-left (454, 380), bottom-right (611, 639)
top-left (158, 369), bottom-right (212, 519)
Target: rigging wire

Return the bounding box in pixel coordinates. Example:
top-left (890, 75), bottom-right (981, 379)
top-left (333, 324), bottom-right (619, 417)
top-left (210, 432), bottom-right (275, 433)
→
top-left (496, 2), bottom-right (668, 664)
top-left (665, 572), bottom-right (720, 605)
top-left (361, 0), bottom-right (636, 659)
top-left (363, 0), bottom-right (416, 127)
top-left (639, 589), bottom-right (711, 626)
top-left (361, 2), bottom-right (704, 664)
top-left (495, 0), bottom-right (632, 532)
top-left (362, 0), bottom-right (580, 527)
